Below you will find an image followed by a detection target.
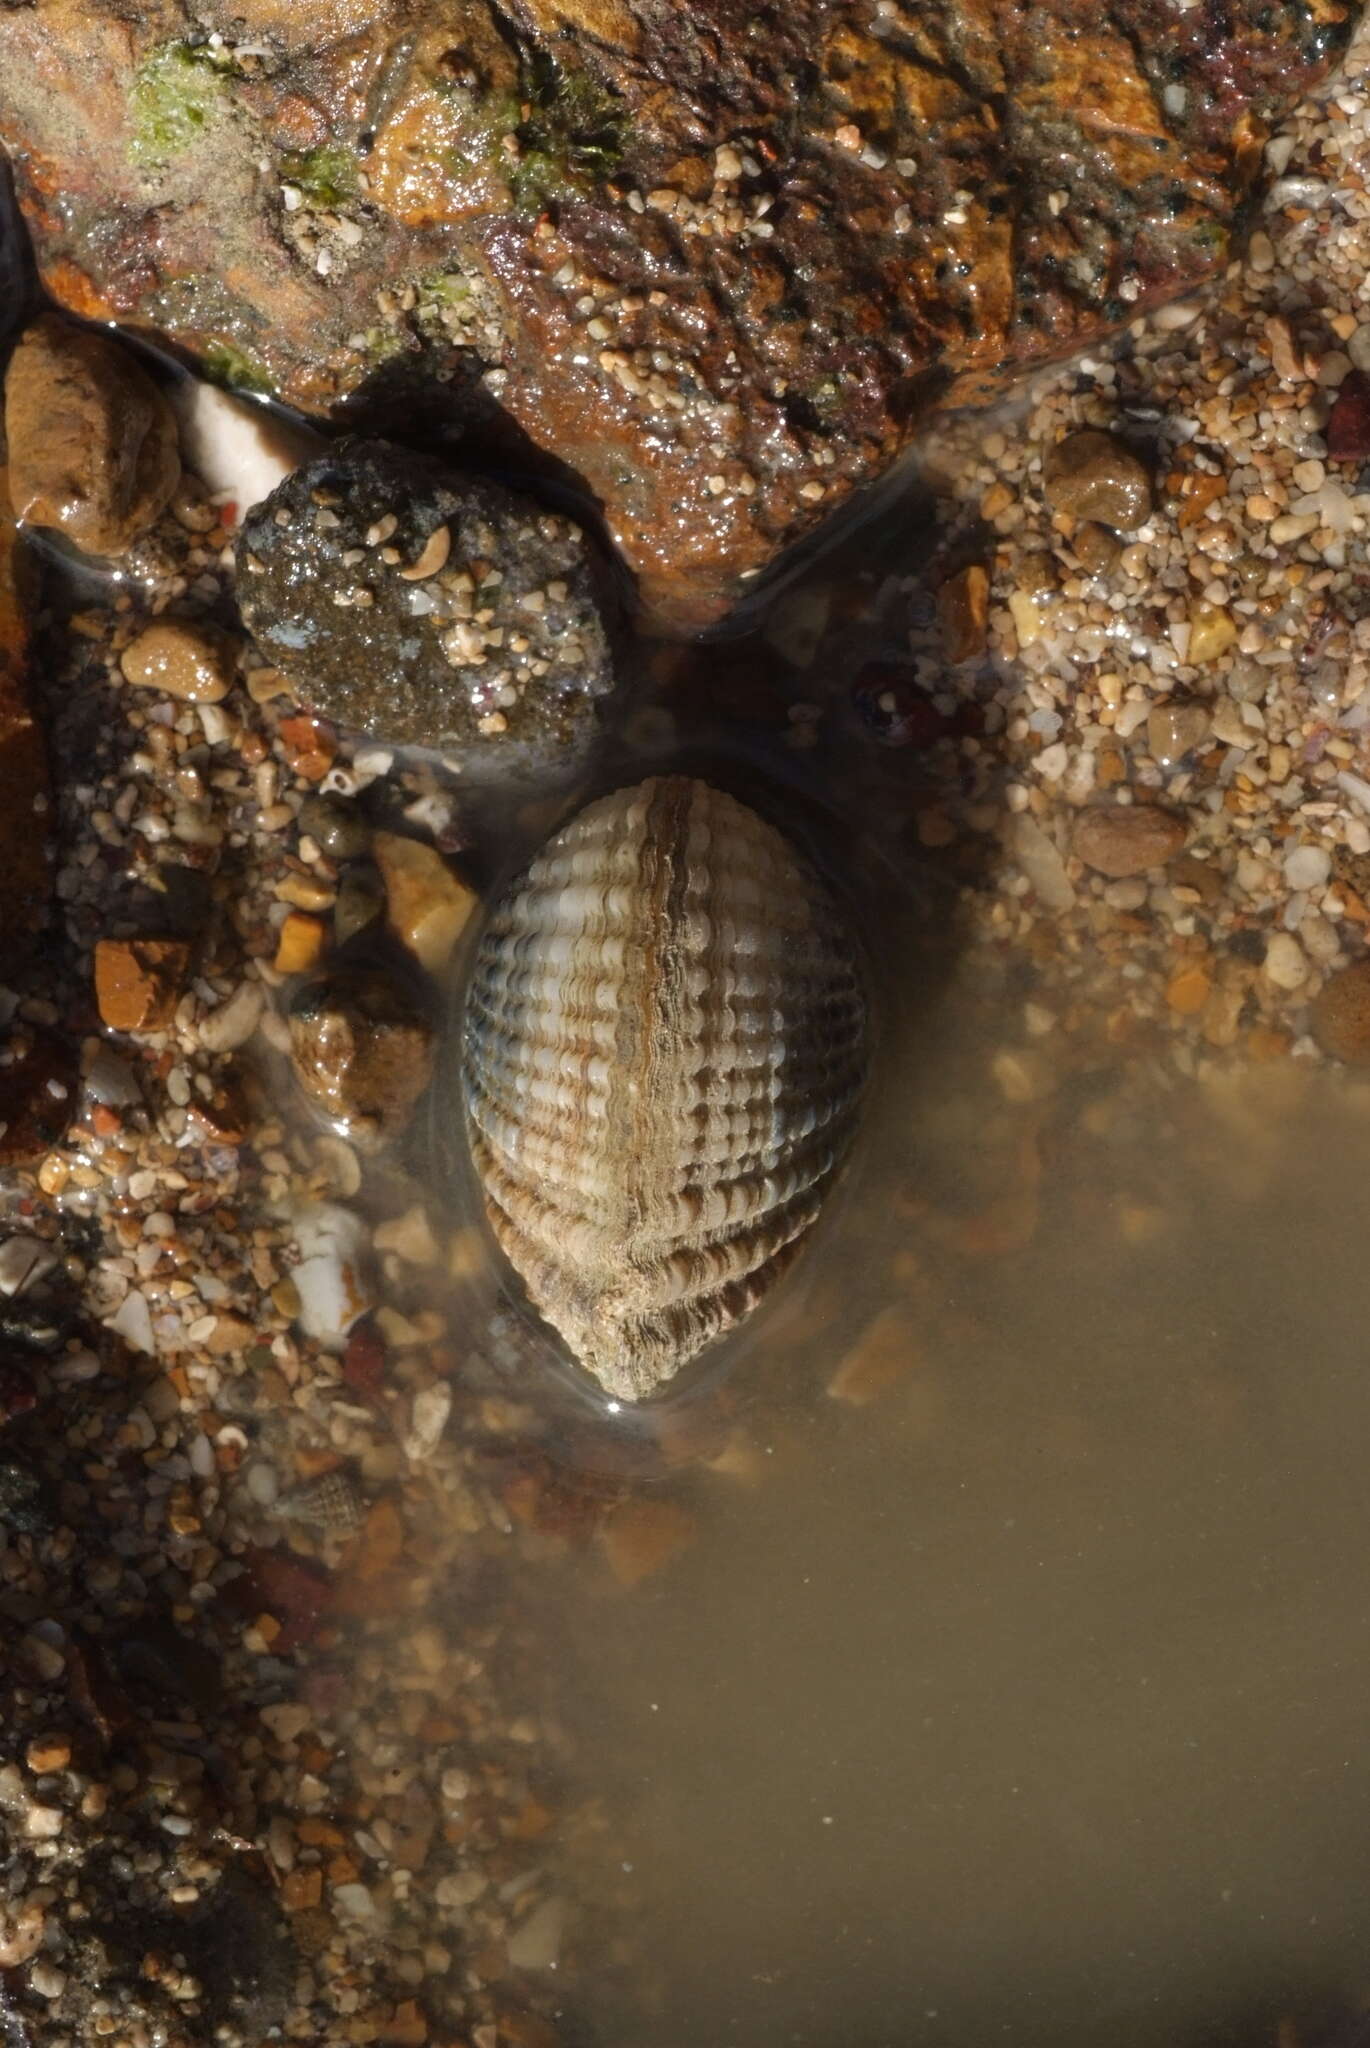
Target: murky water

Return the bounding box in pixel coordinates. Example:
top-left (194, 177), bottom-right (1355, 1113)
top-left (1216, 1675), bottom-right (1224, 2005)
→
top-left (516, 972), bottom-right (1370, 2048)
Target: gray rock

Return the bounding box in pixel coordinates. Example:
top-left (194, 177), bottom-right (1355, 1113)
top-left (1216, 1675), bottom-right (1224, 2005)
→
top-left (333, 865), bottom-right (385, 948)
top-left (298, 794), bottom-right (371, 861)
top-left (235, 439), bottom-right (614, 780)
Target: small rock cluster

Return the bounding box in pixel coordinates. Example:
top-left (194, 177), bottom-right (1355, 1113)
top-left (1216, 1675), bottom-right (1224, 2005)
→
top-left (756, 11), bottom-right (1370, 1100)
top-left (0, 308), bottom-right (649, 2048)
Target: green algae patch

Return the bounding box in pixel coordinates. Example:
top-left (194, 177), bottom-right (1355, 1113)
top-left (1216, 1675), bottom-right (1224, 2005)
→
top-left (431, 49), bottom-right (628, 211)
top-left (510, 51), bottom-right (628, 209)
top-left (280, 145), bottom-right (359, 209)
top-left (130, 42), bottom-right (230, 168)
top-left (202, 341), bottom-right (274, 396)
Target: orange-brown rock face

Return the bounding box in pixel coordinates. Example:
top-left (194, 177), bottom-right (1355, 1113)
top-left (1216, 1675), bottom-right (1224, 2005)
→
top-left (0, 0), bottom-right (1356, 631)
top-left (0, 471), bottom-right (50, 946)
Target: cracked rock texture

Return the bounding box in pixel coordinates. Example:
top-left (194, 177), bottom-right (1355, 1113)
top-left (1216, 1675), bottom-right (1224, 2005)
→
top-left (0, 0), bottom-right (1356, 631)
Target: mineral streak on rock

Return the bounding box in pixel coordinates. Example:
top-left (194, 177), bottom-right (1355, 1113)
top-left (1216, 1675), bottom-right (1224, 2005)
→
top-left (0, 0), bottom-right (1353, 630)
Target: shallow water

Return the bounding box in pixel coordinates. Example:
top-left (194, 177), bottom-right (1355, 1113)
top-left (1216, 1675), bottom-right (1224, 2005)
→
top-left (11, 142), bottom-right (1370, 2048)
top-left (518, 983), bottom-right (1370, 2048)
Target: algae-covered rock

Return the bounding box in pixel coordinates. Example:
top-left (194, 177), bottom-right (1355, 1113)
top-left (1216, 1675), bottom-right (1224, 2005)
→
top-left (0, 0), bottom-right (1352, 631)
top-left (235, 439), bottom-right (613, 777)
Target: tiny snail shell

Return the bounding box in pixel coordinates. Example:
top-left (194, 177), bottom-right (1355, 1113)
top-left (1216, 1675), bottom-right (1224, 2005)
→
top-left (396, 523), bottom-right (451, 580)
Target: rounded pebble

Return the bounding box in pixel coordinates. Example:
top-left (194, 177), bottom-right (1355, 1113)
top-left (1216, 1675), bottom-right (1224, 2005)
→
top-left (1311, 961), bottom-right (1370, 1063)
top-left (1072, 804), bottom-right (1186, 879)
top-left (298, 794), bottom-right (371, 860)
top-left (121, 619), bottom-right (236, 703)
top-left (1263, 931), bottom-right (1309, 990)
top-left (1043, 429), bottom-right (1152, 531)
top-left (1283, 844), bottom-right (1331, 893)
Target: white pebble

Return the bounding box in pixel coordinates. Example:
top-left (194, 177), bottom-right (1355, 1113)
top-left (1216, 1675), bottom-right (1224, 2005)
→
top-left (1264, 931), bottom-right (1309, 989)
top-left (105, 1289), bottom-right (155, 1356)
top-left (197, 981), bottom-right (264, 1053)
top-left (291, 1203), bottom-right (372, 1349)
top-left (244, 1461), bottom-right (280, 1507)
top-left (1337, 769), bottom-right (1370, 815)
top-left (404, 1383), bottom-right (452, 1463)
top-left (333, 1883), bottom-right (378, 1922)
top-left (0, 1239), bottom-right (58, 1298)
top-left (1283, 844), bottom-right (1331, 892)
top-left (1008, 814), bottom-right (1075, 912)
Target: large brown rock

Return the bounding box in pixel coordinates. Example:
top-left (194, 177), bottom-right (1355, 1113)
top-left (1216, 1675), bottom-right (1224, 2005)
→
top-left (4, 315), bottom-right (180, 557)
top-left (0, 0), bottom-right (1355, 631)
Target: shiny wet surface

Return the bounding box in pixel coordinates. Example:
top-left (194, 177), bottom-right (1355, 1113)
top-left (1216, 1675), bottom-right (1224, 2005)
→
top-left (534, 1024), bottom-right (1370, 2048)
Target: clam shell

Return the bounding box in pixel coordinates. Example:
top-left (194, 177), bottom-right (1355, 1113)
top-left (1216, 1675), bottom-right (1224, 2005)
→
top-left (461, 776), bottom-right (867, 1402)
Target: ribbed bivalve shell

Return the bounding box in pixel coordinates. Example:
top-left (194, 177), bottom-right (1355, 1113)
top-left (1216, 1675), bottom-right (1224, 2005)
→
top-left (461, 776), bottom-right (867, 1402)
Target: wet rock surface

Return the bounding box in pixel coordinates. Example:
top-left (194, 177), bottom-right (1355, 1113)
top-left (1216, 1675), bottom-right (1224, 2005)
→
top-left (119, 617), bottom-right (237, 702)
top-left (288, 967), bottom-right (436, 1151)
top-left (0, 1027), bottom-right (77, 1167)
top-left (1312, 962), bottom-right (1370, 1063)
top-left (236, 439), bottom-right (613, 772)
top-left (0, 2), bottom-right (1353, 629)
top-left (373, 830), bottom-right (478, 974)
top-left (1071, 804), bottom-right (1187, 879)
top-left (0, 472), bottom-right (48, 949)
top-left (1042, 429), bottom-right (1153, 532)
top-left (3, 316), bottom-right (179, 557)
top-left (93, 936), bottom-right (191, 1033)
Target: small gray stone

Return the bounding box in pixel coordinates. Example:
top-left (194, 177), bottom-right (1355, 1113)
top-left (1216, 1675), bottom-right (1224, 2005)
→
top-left (333, 866), bottom-right (385, 948)
top-left (298, 794), bottom-right (371, 861)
